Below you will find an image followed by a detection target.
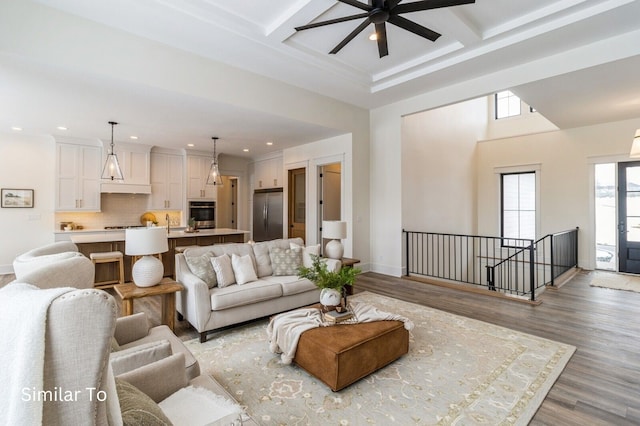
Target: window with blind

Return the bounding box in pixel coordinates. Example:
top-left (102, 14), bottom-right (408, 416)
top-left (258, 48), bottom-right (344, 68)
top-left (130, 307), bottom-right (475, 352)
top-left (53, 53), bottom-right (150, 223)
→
top-left (501, 172), bottom-right (536, 245)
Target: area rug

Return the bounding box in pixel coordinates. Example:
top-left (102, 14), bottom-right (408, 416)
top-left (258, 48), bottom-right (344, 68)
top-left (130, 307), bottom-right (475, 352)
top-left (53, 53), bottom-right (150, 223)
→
top-left (589, 271), bottom-right (640, 293)
top-left (184, 292), bottom-right (575, 425)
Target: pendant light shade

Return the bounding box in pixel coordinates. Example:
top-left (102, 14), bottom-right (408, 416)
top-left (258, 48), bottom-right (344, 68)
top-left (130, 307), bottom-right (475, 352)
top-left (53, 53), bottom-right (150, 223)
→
top-left (630, 129), bottom-right (640, 158)
top-left (102, 121), bottom-right (124, 181)
top-left (206, 136), bottom-right (223, 186)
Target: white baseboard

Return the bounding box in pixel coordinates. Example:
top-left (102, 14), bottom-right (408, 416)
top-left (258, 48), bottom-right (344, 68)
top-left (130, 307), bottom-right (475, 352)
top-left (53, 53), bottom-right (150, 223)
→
top-left (0, 264), bottom-right (15, 275)
top-left (369, 262), bottom-right (403, 277)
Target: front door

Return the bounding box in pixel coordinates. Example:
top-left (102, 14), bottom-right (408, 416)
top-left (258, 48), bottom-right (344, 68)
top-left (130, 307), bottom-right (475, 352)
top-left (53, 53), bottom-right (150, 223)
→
top-left (618, 161), bottom-right (640, 273)
top-left (288, 168), bottom-right (306, 240)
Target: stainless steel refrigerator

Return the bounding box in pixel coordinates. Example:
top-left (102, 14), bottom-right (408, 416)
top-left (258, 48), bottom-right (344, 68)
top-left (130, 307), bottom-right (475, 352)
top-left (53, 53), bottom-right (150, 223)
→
top-left (253, 188), bottom-right (283, 242)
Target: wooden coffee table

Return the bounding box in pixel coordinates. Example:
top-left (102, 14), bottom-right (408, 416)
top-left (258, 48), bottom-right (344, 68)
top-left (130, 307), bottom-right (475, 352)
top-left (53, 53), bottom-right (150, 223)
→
top-left (114, 278), bottom-right (184, 331)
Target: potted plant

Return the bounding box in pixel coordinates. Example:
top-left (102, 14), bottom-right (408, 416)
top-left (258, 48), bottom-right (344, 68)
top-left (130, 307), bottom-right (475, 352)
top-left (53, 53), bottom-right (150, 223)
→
top-left (297, 254), bottom-right (360, 309)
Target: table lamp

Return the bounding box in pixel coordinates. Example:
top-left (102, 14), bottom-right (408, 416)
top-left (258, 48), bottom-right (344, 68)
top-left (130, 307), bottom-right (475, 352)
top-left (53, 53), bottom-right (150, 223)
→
top-left (323, 220), bottom-right (347, 259)
top-left (125, 227), bottom-right (168, 287)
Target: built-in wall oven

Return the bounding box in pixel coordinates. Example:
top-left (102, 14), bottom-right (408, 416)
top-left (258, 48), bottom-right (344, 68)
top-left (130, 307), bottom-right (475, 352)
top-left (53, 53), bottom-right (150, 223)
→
top-left (189, 201), bottom-right (215, 229)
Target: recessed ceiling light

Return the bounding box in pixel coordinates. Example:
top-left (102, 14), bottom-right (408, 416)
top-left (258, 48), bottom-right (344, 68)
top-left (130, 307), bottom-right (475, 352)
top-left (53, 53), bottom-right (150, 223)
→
top-left (187, 143), bottom-right (195, 147)
top-left (243, 148), bottom-right (249, 152)
top-left (130, 136), bottom-right (138, 140)
top-left (266, 141), bottom-right (273, 146)
top-left (11, 126), bottom-right (22, 131)
top-left (57, 126), bottom-right (67, 131)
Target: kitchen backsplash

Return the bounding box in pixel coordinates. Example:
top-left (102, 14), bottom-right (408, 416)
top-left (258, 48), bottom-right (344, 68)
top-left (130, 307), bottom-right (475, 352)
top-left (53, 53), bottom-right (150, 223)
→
top-left (55, 193), bottom-right (182, 230)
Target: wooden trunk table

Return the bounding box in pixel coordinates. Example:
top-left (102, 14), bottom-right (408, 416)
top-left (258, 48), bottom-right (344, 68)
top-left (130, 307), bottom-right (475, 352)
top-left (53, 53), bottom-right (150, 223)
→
top-left (114, 278), bottom-right (184, 331)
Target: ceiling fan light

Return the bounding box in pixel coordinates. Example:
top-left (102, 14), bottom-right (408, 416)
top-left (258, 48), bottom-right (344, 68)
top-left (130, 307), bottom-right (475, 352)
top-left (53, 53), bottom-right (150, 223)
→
top-left (369, 33), bottom-right (378, 41)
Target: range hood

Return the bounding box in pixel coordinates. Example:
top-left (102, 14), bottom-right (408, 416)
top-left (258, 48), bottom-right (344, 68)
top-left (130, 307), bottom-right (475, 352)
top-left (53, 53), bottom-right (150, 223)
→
top-left (101, 182), bottom-right (151, 194)
top-left (100, 141), bottom-right (152, 194)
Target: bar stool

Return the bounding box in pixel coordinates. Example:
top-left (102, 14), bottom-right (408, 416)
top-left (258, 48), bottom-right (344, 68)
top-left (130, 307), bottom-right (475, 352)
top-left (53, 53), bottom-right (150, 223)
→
top-left (90, 251), bottom-right (124, 288)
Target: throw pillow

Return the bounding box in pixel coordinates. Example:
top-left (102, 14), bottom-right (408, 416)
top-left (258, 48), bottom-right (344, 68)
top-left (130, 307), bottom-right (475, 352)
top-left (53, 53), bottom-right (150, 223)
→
top-left (290, 243), bottom-right (321, 268)
top-left (269, 247), bottom-right (302, 276)
top-left (231, 254), bottom-right (258, 285)
top-left (210, 254), bottom-right (235, 288)
top-left (184, 253), bottom-right (217, 288)
top-left (115, 377), bottom-right (173, 426)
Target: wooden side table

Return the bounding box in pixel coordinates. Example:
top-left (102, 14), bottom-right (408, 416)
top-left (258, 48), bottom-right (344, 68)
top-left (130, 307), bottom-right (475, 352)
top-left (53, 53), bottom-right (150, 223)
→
top-left (342, 257), bottom-right (361, 296)
top-left (114, 278), bottom-right (184, 331)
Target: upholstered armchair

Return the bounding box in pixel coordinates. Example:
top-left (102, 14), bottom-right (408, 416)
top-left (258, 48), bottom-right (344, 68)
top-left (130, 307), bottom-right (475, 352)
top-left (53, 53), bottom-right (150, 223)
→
top-left (0, 284), bottom-right (255, 425)
top-left (112, 312), bottom-right (200, 380)
top-left (12, 241), bottom-right (94, 289)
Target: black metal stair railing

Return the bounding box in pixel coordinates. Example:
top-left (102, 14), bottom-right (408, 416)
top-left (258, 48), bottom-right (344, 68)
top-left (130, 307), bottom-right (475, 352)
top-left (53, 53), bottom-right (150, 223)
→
top-left (403, 228), bottom-right (578, 302)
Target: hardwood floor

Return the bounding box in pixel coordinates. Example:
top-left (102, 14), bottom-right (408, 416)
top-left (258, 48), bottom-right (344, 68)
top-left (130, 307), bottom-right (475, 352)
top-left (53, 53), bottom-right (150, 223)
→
top-left (2, 270), bottom-right (639, 424)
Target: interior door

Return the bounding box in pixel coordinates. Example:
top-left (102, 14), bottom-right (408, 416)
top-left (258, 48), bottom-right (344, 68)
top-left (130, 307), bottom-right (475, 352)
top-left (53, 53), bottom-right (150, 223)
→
top-left (288, 168), bottom-right (306, 240)
top-left (618, 161), bottom-right (640, 273)
top-left (319, 163), bottom-right (341, 253)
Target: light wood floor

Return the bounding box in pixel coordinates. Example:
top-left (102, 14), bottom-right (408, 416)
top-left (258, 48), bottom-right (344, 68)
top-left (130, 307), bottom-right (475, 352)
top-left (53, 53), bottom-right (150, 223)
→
top-left (3, 270), bottom-right (639, 424)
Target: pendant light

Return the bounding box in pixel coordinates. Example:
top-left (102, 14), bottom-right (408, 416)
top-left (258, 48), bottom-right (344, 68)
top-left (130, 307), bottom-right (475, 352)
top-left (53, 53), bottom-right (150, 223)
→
top-left (206, 136), bottom-right (223, 186)
top-left (630, 129), bottom-right (640, 158)
top-left (101, 121), bottom-right (124, 181)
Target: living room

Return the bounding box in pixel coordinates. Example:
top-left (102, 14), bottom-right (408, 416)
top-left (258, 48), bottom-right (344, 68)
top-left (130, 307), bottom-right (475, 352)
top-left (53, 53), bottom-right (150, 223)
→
top-left (2, 0), bottom-right (640, 424)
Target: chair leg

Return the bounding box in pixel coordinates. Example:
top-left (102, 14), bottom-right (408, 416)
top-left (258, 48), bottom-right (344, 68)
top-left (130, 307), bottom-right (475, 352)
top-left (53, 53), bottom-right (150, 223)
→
top-left (200, 332), bottom-right (208, 343)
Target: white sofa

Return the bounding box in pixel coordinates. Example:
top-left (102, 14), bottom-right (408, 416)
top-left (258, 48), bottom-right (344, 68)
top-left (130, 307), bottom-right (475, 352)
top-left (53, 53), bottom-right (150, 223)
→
top-left (176, 237), bottom-right (340, 342)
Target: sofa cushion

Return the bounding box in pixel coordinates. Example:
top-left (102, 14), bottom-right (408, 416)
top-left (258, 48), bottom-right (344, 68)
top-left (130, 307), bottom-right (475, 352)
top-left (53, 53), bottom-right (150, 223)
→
top-left (210, 254), bottom-right (235, 288)
top-left (253, 238), bottom-right (304, 277)
top-left (290, 243), bottom-right (321, 268)
top-left (231, 254), bottom-right (258, 285)
top-left (110, 340), bottom-right (173, 376)
top-left (269, 247), bottom-right (302, 276)
top-left (210, 280), bottom-right (282, 310)
top-left (184, 252), bottom-right (217, 288)
top-left (262, 275), bottom-right (317, 296)
top-left (119, 325), bottom-right (200, 381)
top-left (115, 377), bottom-right (173, 426)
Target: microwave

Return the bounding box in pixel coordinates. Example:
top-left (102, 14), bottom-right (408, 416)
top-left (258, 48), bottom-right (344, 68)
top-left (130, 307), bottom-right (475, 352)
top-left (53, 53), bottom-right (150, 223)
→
top-left (189, 201), bottom-right (215, 229)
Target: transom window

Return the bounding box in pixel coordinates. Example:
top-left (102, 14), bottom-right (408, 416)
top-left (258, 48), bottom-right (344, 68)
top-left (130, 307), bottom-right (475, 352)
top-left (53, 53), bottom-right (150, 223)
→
top-left (501, 172), bottom-right (536, 243)
top-left (495, 90), bottom-right (521, 119)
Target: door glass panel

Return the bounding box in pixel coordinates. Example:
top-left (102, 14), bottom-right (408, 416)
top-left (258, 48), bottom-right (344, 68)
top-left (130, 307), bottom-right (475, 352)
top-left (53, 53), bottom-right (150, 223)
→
top-left (627, 216), bottom-right (640, 242)
top-left (626, 166), bottom-right (640, 190)
top-left (294, 172), bottom-right (305, 223)
top-left (595, 163), bottom-right (616, 270)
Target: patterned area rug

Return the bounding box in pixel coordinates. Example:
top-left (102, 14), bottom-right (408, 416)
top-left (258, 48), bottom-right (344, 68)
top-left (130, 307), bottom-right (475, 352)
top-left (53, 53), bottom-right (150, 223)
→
top-left (589, 271), bottom-right (640, 293)
top-left (185, 292), bottom-right (575, 425)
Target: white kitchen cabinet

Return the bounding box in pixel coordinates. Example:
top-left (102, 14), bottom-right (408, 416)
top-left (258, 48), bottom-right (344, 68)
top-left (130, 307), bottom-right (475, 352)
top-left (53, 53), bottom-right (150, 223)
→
top-left (149, 152), bottom-right (184, 210)
top-left (254, 157), bottom-right (283, 189)
top-left (56, 143), bottom-right (101, 211)
top-left (187, 154), bottom-right (217, 200)
top-left (101, 142), bottom-right (152, 193)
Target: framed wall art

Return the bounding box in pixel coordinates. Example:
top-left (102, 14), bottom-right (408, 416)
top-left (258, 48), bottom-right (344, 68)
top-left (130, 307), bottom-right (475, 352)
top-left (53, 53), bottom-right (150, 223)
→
top-left (1, 188), bottom-right (34, 208)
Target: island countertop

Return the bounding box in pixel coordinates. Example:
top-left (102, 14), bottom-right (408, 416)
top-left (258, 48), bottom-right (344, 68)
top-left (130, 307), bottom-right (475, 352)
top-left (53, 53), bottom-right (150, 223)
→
top-left (65, 228), bottom-right (249, 244)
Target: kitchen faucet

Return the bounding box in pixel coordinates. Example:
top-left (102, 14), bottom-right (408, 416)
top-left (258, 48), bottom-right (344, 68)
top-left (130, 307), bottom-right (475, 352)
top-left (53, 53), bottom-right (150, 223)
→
top-left (166, 213), bottom-right (170, 234)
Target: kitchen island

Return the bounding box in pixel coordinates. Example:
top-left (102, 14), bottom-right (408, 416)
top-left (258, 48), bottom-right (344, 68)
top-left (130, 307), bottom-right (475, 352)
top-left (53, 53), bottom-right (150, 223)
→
top-left (63, 228), bottom-right (249, 283)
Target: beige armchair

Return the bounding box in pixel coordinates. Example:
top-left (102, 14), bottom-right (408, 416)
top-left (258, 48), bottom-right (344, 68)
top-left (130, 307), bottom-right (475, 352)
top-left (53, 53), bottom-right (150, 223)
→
top-left (0, 284), bottom-right (255, 425)
top-left (12, 241), bottom-right (94, 289)
top-left (112, 312), bottom-right (200, 380)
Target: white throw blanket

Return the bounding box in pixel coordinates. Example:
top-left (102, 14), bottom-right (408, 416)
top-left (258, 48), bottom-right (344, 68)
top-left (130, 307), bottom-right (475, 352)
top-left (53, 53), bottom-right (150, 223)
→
top-left (266, 302), bottom-right (414, 364)
top-left (0, 282), bottom-right (74, 425)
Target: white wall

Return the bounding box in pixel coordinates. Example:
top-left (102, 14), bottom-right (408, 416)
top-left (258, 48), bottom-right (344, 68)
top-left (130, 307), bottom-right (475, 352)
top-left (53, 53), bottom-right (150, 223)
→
top-left (0, 133), bottom-right (56, 272)
top-left (402, 98), bottom-right (488, 235)
top-left (477, 117), bottom-right (640, 269)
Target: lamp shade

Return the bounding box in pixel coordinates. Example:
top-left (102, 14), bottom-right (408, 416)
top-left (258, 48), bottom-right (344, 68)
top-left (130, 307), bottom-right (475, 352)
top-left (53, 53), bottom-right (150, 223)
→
top-left (125, 228), bottom-right (168, 256)
top-left (630, 129), bottom-right (640, 158)
top-left (322, 221), bottom-right (347, 240)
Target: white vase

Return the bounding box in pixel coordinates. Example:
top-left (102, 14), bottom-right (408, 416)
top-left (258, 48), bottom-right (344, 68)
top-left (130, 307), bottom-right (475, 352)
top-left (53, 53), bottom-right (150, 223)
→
top-left (320, 288), bottom-right (341, 307)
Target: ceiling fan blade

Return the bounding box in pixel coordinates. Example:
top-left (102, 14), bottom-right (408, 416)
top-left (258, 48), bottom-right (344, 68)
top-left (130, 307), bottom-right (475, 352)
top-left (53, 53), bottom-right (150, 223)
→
top-left (337, 0), bottom-right (373, 12)
top-left (330, 18), bottom-right (372, 54)
top-left (295, 13), bottom-right (369, 31)
top-left (388, 15), bottom-right (441, 41)
top-left (387, 0), bottom-right (404, 9)
top-left (394, 0), bottom-right (475, 14)
top-left (375, 22), bottom-right (388, 58)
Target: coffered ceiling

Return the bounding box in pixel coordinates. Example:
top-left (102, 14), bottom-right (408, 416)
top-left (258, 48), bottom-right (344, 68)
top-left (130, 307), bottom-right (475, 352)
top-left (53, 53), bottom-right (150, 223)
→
top-left (2, 0), bottom-right (640, 154)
